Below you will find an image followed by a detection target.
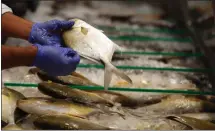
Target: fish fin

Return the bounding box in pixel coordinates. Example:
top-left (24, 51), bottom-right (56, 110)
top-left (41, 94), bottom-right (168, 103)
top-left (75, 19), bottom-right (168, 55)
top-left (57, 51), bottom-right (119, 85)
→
top-left (104, 64), bottom-right (113, 91)
top-left (104, 62), bottom-right (132, 89)
top-left (81, 27), bottom-right (89, 35)
top-left (114, 44), bottom-right (122, 51)
top-left (80, 54), bottom-right (101, 64)
top-left (103, 61), bottom-right (132, 90)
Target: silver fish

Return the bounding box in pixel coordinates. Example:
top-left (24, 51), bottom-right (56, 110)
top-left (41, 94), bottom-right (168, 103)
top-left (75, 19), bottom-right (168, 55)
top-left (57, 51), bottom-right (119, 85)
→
top-left (63, 18), bottom-right (132, 90)
top-left (38, 82), bottom-right (114, 106)
top-left (17, 97), bottom-right (124, 119)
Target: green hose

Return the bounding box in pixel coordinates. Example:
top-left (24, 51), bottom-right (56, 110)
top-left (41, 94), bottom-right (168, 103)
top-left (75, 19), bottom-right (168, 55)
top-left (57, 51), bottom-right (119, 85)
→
top-left (4, 82), bottom-right (215, 96)
top-left (109, 36), bottom-right (192, 43)
top-left (97, 25), bottom-right (186, 34)
top-left (78, 64), bottom-right (211, 73)
top-left (115, 51), bottom-right (203, 57)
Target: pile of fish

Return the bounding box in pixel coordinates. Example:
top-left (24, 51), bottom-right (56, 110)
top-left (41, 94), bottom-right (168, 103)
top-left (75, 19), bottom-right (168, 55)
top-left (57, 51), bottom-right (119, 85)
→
top-left (2, 68), bottom-right (215, 130)
top-left (2, 1), bottom-right (215, 130)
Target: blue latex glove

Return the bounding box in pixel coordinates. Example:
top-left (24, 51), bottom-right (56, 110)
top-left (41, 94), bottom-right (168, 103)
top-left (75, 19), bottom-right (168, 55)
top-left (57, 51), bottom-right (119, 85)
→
top-left (29, 20), bottom-right (74, 46)
top-left (32, 44), bottom-right (80, 76)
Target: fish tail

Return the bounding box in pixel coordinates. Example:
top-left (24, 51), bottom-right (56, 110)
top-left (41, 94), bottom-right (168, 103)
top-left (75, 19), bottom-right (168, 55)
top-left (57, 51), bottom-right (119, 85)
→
top-left (114, 44), bottom-right (122, 51)
top-left (104, 64), bottom-right (113, 91)
top-left (104, 62), bottom-right (132, 90)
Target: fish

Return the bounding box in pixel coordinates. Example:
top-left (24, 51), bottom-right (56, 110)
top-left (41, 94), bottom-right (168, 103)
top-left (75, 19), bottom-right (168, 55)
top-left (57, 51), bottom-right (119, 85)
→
top-left (38, 80), bottom-right (149, 108)
top-left (33, 114), bottom-right (112, 130)
top-left (38, 81), bottom-right (147, 109)
top-left (166, 115), bottom-right (215, 130)
top-left (17, 97), bottom-right (123, 119)
top-left (62, 18), bottom-right (132, 90)
top-left (28, 68), bottom-right (99, 86)
top-left (38, 82), bottom-right (114, 106)
top-left (2, 87), bottom-right (27, 128)
top-left (111, 79), bottom-right (200, 108)
top-left (180, 113), bottom-right (215, 121)
top-left (132, 95), bottom-right (215, 115)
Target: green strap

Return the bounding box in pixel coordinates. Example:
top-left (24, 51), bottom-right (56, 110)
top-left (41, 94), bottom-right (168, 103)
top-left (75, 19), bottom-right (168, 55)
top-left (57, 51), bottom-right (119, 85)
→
top-left (97, 25), bottom-right (186, 34)
top-left (109, 36), bottom-right (192, 43)
top-left (115, 51), bottom-right (203, 57)
top-left (4, 82), bottom-right (215, 96)
top-left (78, 64), bottom-right (210, 73)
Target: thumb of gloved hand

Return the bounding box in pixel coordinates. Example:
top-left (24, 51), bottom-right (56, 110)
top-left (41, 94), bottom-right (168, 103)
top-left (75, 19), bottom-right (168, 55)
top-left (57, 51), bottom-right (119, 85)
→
top-left (32, 44), bottom-right (80, 76)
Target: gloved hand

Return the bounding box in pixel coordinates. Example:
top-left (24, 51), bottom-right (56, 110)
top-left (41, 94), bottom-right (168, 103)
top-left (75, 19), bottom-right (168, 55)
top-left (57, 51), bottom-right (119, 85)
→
top-left (32, 44), bottom-right (80, 76)
top-left (28, 20), bottom-right (74, 46)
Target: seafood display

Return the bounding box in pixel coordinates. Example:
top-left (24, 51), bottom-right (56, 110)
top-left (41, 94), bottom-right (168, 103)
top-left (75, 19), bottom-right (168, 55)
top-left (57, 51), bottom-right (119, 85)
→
top-left (2, 0), bottom-right (215, 130)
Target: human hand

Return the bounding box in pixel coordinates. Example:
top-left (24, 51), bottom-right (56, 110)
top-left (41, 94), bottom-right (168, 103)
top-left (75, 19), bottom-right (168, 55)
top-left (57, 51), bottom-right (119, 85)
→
top-left (32, 44), bottom-right (80, 76)
top-left (28, 20), bottom-right (74, 46)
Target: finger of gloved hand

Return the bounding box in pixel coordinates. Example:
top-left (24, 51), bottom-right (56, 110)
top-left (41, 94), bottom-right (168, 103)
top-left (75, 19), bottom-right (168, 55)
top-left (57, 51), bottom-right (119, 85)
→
top-left (66, 49), bottom-right (80, 65)
top-left (42, 20), bottom-right (74, 31)
top-left (53, 48), bottom-right (80, 76)
top-left (29, 28), bottom-right (51, 45)
top-left (32, 31), bottom-right (61, 47)
top-left (61, 49), bottom-right (80, 68)
top-left (48, 34), bottom-right (64, 46)
top-left (32, 44), bottom-right (80, 76)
